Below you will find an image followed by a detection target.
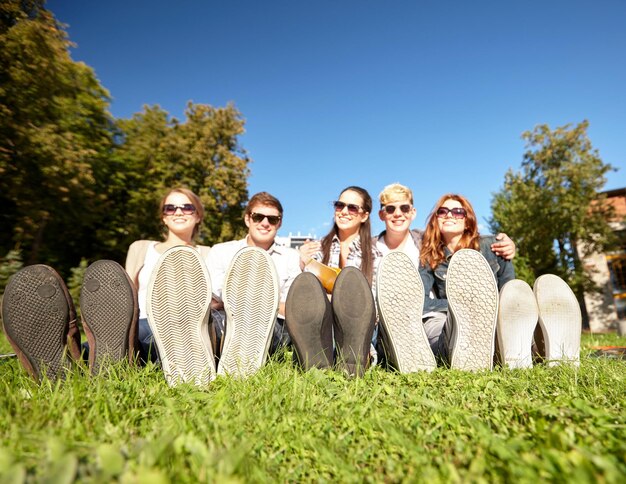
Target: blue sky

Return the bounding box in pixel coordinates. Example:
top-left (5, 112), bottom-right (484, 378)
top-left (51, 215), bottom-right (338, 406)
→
top-left (48, 0), bottom-right (626, 238)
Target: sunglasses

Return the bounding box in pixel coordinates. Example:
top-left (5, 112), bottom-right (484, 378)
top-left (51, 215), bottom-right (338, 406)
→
top-left (382, 204), bottom-right (412, 215)
top-left (333, 201), bottom-right (362, 215)
top-left (163, 204), bottom-right (196, 215)
top-left (436, 207), bottom-right (467, 219)
top-left (250, 212), bottom-right (281, 225)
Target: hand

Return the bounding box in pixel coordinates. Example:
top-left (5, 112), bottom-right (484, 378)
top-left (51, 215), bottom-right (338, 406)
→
top-left (299, 239), bottom-right (322, 267)
top-left (491, 233), bottom-right (516, 260)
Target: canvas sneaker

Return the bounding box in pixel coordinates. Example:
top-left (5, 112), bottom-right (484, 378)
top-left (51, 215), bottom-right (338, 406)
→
top-left (1, 265), bottom-right (80, 381)
top-left (496, 279), bottom-right (538, 369)
top-left (219, 247), bottom-right (279, 378)
top-left (445, 249), bottom-right (499, 371)
top-left (376, 251), bottom-right (436, 373)
top-left (533, 274), bottom-right (581, 366)
top-left (80, 260), bottom-right (138, 375)
top-left (147, 246), bottom-right (216, 386)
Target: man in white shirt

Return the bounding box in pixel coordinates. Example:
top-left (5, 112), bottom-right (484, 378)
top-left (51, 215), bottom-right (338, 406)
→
top-left (207, 192), bottom-right (302, 358)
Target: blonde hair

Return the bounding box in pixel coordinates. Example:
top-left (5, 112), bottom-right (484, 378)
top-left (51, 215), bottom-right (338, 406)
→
top-left (159, 187), bottom-right (204, 239)
top-left (379, 183), bottom-right (413, 207)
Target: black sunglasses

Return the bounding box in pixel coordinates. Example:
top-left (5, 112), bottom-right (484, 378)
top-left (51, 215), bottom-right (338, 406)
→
top-left (163, 203), bottom-right (196, 215)
top-left (436, 207), bottom-right (467, 219)
top-left (250, 212), bottom-right (281, 225)
top-left (333, 201), bottom-right (362, 215)
top-left (382, 204), bottom-right (412, 215)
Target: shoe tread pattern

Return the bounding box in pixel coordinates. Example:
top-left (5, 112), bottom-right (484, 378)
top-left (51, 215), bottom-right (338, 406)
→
top-left (80, 260), bottom-right (134, 374)
top-left (534, 274), bottom-right (581, 365)
top-left (446, 249), bottom-right (498, 371)
top-left (377, 252), bottom-right (436, 372)
top-left (2, 265), bottom-right (69, 380)
top-left (147, 247), bottom-right (215, 386)
top-left (220, 247), bottom-right (279, 377)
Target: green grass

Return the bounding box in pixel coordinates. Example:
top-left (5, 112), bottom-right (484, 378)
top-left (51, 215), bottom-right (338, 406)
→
top-left (0, 333), bottom-right (625, 483)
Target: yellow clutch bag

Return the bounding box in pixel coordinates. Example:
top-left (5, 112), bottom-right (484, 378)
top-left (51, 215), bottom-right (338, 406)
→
top-left (305, 259), bottom-right (341, 293)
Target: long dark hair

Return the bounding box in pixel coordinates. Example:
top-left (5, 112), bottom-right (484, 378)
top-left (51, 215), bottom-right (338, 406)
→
top-left (320, 186), bottom-right (375, 284)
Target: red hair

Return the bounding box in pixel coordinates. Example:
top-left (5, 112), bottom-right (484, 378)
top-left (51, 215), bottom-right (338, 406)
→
top-left (420, 194), bottom-right (480, 269)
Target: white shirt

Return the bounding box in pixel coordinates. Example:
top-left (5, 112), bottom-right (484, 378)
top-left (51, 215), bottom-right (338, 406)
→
top-left (376, 232), bottom-right (420, 266)
top-left (206, 236), bottom-right (302, 316)
top-left (137, 242), bottom-right (161, 319)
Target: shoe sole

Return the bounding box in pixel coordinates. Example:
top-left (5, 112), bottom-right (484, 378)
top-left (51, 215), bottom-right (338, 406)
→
top-left (376, 252), bottom-right (436, 373)
top-left (1, 265), bottom-right (72, 380)
top-left (496, 279), bottom-right (538, 369)
top-left (534, 274), bottom-right (581, 366)
top-left (220, 247), bottom-right (279, 378)
top-left (80, 260), bottom-right (137, 375)
top-left (446, 249), bottom-right (499, 371)
top-left (332, 267), bottom-right (375, 377)
top-left (285, 272), bottom-right (333, 369)
top-left (147, 246), bottom-right (215, 386)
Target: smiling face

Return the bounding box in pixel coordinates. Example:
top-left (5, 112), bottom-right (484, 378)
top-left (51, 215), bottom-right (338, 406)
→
top-left (162, 191), bottom-right (201, 238)
top-left (335, 189), bottom-right (369, 237)
top-left (245, 202), bottom-right (282, 249)
top-left (379, 197), bottom-right (416, 236)
top-left (436, 198), bottom-right (466, 243)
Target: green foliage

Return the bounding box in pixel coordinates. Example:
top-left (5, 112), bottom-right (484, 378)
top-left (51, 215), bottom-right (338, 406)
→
top-left (490, 121), bottom-right (616, 302)
top-left (0, 1), bottom-right (250, 275)
top-left (66, 258), bottom-right (88, 319)
top-left (0, 250), bottom-right (23, 296)
top-left (0, 335), bottom-right (625, 482)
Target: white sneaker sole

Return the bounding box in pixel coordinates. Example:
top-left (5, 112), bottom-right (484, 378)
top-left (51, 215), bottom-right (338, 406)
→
top-left (219, 247), bottom-right (279, 378)
top-left (446, 249), bottom-right (499, 371)
top-left (146, 246), bottom-right (215, 386)
top-left (497, 279), bottom-right (538, 369)
top-left (376, 252), bottom-right (436, 372)
top-left (534, 274), bottom-right (581, 366)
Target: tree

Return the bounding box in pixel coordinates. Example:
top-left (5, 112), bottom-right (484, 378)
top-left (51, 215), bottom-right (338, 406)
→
top-left (0, 0), bottom-right (115, 273)
top-left (490, 121), bottom-right (616, 322)
top-left (101, 102), bottom-right (250, 260)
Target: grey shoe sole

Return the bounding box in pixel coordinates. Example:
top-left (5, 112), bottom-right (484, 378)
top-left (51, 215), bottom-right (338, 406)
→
top-left (147, 246), bottom-right (215, 386)
top-left (446, 249), bottom-right (499, 371)
top-left (220, 247), bottom-right (279, 378)
top-left (377, 252), bottom-right (436, 373)
top-left (285, 272), bottom-right (333, 370)
top-left (80, 260), bottom-right (137, 375)
top-left (534, 274), bottom-right (581, 366)
top-left (1, 265), bottom-right (72, 381)
top-left (496, 279), bottom-right (538, 369)
top-left (332, 267), bottom-right (375, 377)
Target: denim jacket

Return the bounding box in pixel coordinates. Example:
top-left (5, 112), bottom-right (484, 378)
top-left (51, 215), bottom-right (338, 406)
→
top-left (419, 235), bottom-right (516, 313)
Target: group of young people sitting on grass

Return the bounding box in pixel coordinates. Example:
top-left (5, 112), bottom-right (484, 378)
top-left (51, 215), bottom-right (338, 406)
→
top-left (1, 184), bottom-right (582, 385)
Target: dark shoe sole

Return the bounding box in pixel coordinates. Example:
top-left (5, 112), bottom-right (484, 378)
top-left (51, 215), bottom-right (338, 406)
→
top-left (80, 260), bottom-right (137, 375)
top-left (147, 246), bottom-right (216, 386)
top-left (377, 252), bottom-right (436, 373)
top-left (285, 272), bottom-right (333, 370)
top-left (332, 267), bottom-right (375, 377)
top-left (446, 249), bottom-right (499, 371)
top-left (220, 247), bottom-right (279, 378)
top-left (1, 265), bottom-right (73, 381)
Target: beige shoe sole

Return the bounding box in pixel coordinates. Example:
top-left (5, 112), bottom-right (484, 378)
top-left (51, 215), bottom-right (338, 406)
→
top-left (534, 274), bottom-right (581, 366)
top-left (219, 247), bottom-right (279, 378)
top-left (377, 252), bottom-right (436, 373)
top-left (147, 246), bottom-right (215, 386)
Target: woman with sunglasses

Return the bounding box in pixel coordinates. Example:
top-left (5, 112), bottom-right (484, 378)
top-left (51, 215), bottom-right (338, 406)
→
top-left (416, 193), bottom-right (514, 370)
top-left (286, 186), bottom-right (382, 377)
top-left (125, 187), bottom-right (208, 363)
